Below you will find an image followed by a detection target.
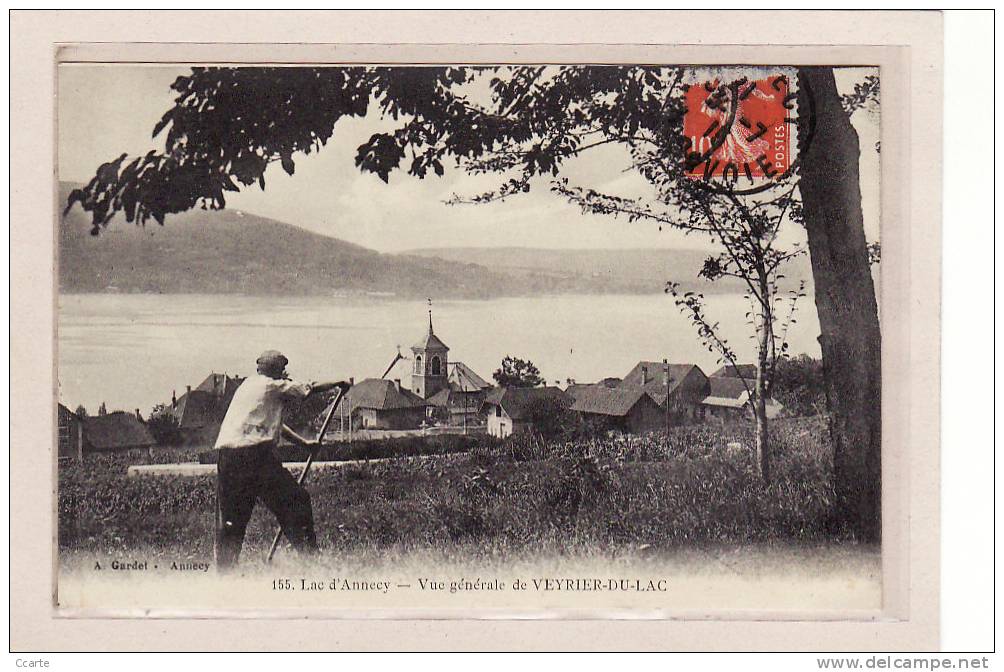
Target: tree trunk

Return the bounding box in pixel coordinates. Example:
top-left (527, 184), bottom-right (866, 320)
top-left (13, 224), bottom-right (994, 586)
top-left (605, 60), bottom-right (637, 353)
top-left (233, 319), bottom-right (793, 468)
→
top-left (796, 67), bottom-right (882, 542)
top-left (755, 323), bottom-right (771, 481)
top-left (755, 270), bottom-right (772, 481)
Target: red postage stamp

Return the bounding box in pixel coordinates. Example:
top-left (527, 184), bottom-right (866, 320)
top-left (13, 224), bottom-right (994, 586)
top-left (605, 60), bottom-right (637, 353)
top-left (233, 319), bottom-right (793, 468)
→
top-left (684, 76), bottom-right (792, 182)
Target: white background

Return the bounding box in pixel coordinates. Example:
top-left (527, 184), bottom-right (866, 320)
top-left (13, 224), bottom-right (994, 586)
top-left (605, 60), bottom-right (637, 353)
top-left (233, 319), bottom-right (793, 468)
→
top-left (4, 6), bottom-right (997, 666)
top-left (940, 8), bottom-right (996, 656)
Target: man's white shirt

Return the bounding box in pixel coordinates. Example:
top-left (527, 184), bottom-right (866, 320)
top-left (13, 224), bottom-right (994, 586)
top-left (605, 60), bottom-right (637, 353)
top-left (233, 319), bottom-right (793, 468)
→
top-left (214, 374), bottom-right (312, 449)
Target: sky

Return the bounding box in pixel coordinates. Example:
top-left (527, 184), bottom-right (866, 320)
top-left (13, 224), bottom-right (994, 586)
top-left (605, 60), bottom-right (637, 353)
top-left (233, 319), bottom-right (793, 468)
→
top-left (58, 64), bottom-right (880, 253)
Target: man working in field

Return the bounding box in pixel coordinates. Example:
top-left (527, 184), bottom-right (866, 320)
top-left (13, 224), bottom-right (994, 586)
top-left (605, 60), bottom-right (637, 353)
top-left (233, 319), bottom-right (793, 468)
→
top-left (213, 350), bottom-right (349, 570)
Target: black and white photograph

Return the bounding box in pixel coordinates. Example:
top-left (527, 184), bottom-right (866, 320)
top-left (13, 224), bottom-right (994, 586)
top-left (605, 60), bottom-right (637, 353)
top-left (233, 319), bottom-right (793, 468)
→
top-left (52, 60), bottom-right (889, 614)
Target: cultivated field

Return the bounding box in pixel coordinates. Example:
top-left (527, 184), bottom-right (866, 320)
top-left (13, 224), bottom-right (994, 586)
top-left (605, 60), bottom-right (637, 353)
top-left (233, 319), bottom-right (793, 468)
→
top-left (58, 417), bottom-right (870, 569)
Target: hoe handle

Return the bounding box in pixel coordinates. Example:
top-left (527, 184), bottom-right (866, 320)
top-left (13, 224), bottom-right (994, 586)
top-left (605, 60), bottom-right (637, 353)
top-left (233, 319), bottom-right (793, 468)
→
top-left (265, 388), bottom-right (344, 564)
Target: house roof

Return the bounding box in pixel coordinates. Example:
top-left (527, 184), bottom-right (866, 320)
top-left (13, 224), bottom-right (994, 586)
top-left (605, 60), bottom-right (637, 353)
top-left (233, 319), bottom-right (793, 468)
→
top-left (173, 389), bottom-right (219, 429)
top-left (564, 383), bottom-right (594, 400)
top-left (711, 364), bottom-right (758, 379)
top-left (565, 379), bottom-right (623, 399)
top-left (620, 362), bottom-right (704, 398)
top-left (195, 372), bottom-right (244, 397)
top-left (701, 396), bottom-right (749, 409)
top-left (427, 388), bottom-right (452, 407)
top-left (82, 412), bottom-right (155, 450)
top-left (170, 372), bottom-right (243, 429)
top-left (568, 386), bottom-right (658, 417)
top-left (427, 386), bottom-right (484, 410)
top-left (707, 376), bottom-right (751, 400)
top-left (448, 361), bottom-right (491, 391)
top-left (700, 378), bottom-right (784, 415)
top-left (342, 378), bottom-right (430, 413)
top-left (482, 386), bottom-right (570, 421)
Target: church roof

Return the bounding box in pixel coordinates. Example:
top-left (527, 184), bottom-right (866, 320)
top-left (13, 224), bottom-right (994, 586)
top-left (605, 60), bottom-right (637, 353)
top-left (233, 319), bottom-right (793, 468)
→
top-left (448, 361), bottom-right (491, 391)
top-left (412, 330), bottom-right (449, 351)
top-left (412, 311), bottom-right (449, 351)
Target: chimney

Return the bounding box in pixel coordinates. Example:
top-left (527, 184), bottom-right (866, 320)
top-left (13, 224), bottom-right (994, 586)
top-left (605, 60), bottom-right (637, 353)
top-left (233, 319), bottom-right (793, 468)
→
top-left (186, 385), bottom-right (192, 395)
top-left (641, 365), bottom-right (649, 386)
top-left (393, 379), bottom-right (401, 392)
top-left (171, 390), bottom-right (177, 407)
top-left (135, 409), bottom-right (142, 421)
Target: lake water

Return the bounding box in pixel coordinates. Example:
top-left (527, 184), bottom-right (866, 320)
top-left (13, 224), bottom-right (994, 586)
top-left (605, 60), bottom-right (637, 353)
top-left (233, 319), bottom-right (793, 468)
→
top-left (57, 293), bottom-right (821, 413)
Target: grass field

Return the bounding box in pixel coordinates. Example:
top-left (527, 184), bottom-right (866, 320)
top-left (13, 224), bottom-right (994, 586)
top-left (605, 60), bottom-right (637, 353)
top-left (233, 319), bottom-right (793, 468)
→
top-left (58, 416), bottom-right (864, 567)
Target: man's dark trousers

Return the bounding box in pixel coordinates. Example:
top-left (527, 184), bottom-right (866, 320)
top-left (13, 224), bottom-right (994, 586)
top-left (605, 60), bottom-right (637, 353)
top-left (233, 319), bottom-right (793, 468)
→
top-left (215, 442), bottom-right (318, 570)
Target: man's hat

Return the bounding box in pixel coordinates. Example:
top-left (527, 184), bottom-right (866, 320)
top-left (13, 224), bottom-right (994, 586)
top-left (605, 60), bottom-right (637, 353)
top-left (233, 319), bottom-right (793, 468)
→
top-left (256, 350), bottom-right (289, 371)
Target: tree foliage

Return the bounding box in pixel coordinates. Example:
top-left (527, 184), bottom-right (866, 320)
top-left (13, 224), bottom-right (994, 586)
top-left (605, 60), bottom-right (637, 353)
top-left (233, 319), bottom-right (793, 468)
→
top-left (840, 74), bottom-right (880, 116)
top-left (492, 355), bottom-right (545, 388)
top-left (771, 354), bottom-right (827, 417)
top-left (522, 393), bottom-right (577, 441)
top-left (67, 66), bottom-right (691, 232)
top-left (147, 403), bottom-right (183, 446)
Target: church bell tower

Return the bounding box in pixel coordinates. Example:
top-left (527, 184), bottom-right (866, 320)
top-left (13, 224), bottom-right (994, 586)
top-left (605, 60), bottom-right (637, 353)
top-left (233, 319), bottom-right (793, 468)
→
top-left (411, 300), bottom-right (449, 399)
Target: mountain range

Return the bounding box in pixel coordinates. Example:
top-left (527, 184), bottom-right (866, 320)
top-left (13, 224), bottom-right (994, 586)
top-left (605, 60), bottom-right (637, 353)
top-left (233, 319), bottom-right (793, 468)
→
top-left (58, 182), bottom-right (810, 298)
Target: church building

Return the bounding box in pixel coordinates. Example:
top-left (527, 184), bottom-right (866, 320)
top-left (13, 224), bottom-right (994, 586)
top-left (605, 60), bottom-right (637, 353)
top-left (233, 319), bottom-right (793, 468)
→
top-left (410, 305), bottom-right (493, 428)
top-left (411, 309), bottom-right (450, 400)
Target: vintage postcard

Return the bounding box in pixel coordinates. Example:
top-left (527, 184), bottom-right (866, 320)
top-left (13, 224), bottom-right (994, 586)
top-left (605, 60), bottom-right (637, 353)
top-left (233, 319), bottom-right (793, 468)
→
top-left (54, 60), bottom-right (886, 615)
top-left (11, 9), bottom-right (943, 652)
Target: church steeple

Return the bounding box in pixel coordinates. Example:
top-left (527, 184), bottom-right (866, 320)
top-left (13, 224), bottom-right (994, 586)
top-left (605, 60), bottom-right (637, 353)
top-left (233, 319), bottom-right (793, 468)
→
top-left (411, 299), bottom-right (449, 399)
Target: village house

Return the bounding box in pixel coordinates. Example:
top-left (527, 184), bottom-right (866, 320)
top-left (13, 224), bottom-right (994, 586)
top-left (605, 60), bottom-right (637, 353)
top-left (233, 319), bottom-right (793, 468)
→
top-left (82, 410), bottom-right (156, 452)
top-left (710, 364), bottom-right (759, 379)
top-left (57, 404), bottom-right (85, 460)
top-left (618, 361), bottom-right (711, 424)
top-left (427, 361), bottom-right (493, 427)
top-left (334, 378), bottom-right (430, 431)
top-left (482, 386), bottom-right (570, 438)
top-left (564, 377), bottom-right (621, 400)
top-left (169, 372), bottom-right (244, 445)
top-left (700, 374), bottom-right (784, 423)
top-left (58, 404), bottom-right (156, 456)
top-left (566, 385), bottom-right (666, 435)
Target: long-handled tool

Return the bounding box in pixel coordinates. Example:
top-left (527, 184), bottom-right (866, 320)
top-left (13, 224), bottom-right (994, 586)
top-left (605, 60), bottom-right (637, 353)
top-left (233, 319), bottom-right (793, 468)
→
top-left (264, 349), bottom-right (406, 563)
top-left (265, 387), bottom-right (344, 564)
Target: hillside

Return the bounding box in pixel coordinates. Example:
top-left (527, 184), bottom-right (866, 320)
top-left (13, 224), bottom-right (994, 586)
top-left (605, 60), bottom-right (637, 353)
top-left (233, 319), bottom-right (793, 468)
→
top-left (405, 246), bottom-right (814, 294)
top-left (59, 182), bottom-right (799, 297)
top-left (59, 183), bottom-right (553, 299)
